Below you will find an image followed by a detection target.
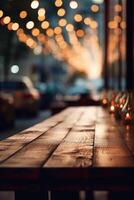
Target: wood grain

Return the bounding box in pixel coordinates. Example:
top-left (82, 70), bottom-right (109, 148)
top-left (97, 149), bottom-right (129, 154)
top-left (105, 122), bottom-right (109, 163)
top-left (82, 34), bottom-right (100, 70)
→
top-left (94, 108), bottom-right (134, 167)
top-left (1, 106), bottom-right (134, 192)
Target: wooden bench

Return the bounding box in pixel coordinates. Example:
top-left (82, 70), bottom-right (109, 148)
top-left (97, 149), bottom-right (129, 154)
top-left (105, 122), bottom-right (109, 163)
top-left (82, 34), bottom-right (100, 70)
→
top-left (0, 106), bottom-right (134, 200)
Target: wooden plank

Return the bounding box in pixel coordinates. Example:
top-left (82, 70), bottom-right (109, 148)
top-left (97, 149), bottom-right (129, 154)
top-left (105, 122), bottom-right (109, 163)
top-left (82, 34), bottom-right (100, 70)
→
top-left (118, 125), bottom-right (134, 157)
top-left (0, 108), bottom-right (84, 168)
top-left (0, 107), bottom-right (84, 190)
top-left (75, 107), bottom-right (97, 127)
top-left (0, 127), bottom-right (69, 168)
top-left (0, 107), bottom-right (74, 164)
top-left (44, 107), bottom-right (97, 169)
top-left (94, 108), bottom-right (134, 167)
top-left (44, 130), bottom-right (94, 168)
top-left (41, 107), bottom-right (97, 189)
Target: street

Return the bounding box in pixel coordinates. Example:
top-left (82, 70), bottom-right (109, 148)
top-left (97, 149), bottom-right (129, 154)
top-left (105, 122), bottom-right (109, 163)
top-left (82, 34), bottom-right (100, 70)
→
top-left (0, 110), bottom-right (51, 141)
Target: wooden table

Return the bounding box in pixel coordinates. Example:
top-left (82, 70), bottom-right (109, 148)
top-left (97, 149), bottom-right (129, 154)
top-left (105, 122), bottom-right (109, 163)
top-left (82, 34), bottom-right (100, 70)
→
top-left (0, 106), bottom-right (134, 200)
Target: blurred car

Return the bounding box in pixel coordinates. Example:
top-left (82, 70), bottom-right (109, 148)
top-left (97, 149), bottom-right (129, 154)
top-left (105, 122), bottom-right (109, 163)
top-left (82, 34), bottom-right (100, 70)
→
top-left (0, 92), bottom-right (15, 130)
top-left (35, 82), bottom-right (53, 109)
top-left (35, 81), bottom-right (65, 109)
top-left (0, 77), bottom-right (40, 116)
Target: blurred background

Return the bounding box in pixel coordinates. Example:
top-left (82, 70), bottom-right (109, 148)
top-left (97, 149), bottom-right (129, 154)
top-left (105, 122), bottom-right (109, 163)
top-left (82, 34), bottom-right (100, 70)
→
top-left (0, 0), bottom-right (133, 131)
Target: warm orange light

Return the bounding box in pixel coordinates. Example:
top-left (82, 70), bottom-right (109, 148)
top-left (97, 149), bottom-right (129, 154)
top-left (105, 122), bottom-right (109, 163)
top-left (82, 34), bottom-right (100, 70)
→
top-left (114, 15), bottom-right (122, 23)
top-left (19, 11), bottom-right (27, 19)
top-left (26, 38), bottom-right (34, 47)
top-left (7, 22), bottom-right (13, 31)
top-left (26, 21), bottom-right (34, 29)
top-left (18, 33), bottom-right (27, 42)
top-left (84, 17), bottom-right (91, 25)
top-left (38, 16), bottom-right (45, 21)
top-left (91, 4), bottom-right (99, 13)
top-left (120, 21), bottom-right (126, 29)
top-left (32, 28), bottom-right (40, 36)
top-left (76, 29), bottom-right (84, 38)
top-left (38, 8), bottom-right (46, 16)
top-left (74, 14), bottom-right (82, 22)
top-left (3, 16), bottom-right (11, 24)
top-left (41, 21), bottom-right (49, 29)
top-left (57, 8), bottom-right (66, 17)
top-left (59, 42), bottom-right (67, 49)
top-left (46, 28), bottom-right (54, 37)
top-left (0, 10), bottom-right (4, 18)
top-left (37, 34), bottom-right (46, 43)
top-left (102, 98), bottom-right (108, 105)
top-left (108, 21), bottom-right (118, 29)
top-left (126, 113), bottom-right (131, 119)
top-left (114, 28), bottom-right (122, 35)
top-left (58, 18), bottom-right (67, 27)
top-left (16, 28), bottom-right (24, 36)
top-left (90, 20), bottom-right (98, 29)
top-left (66, 24), bottom-right (74, 32)
top-left (120, 104), bottom-right (123, 109)
top-left (54, 27), bottom-right (62, 35)
top-left (110, 105), bottom-right (115, 112)
top-left (55, 34), bottom-right (64, 42)
top-left (55, 0), bottom-right (63, 7)
top-left (12, 23), bottom-right (19, 31)
top-left (124, 112), bottom-right (133, 124)
top-left (114, 4), bottom-right (122, 12)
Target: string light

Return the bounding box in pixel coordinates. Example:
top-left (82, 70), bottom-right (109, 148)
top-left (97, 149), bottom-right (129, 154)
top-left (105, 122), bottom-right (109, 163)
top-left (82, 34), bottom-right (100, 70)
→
top-left (91, 4), bottom-right (99, 13)
top-left (57, 8), bottom-right (66, 17)
top-left (108, 21), bottom-right (118, 29)
top-left (12, 22), bottom-right (19, 31)
top-left (46, 28), bottom-right (54, 37)
top-left (3, 16), bottom-right (11, 24)
top-left (34, 45), bottom-right (42, 55)
top-left (114, 15), bottom-right (122, 23)
top-left (38, 16), bottom-right (45, 21)
top-left (114, 4), bottom-right (122, 12)
top-left (55, 0), bottom-right (63, 7)
top-left (76, 29), bottom-right (85, 38)
top-left (16, 28), bottom-right (24, 36)
top-left (69, 1), bottom-right (78, 9)
top-left (31, 0), bottom-right (39, 9)
top-left (54, 26), bottom-right (62, 35)
top-left (7, 22), bottom-right (13, 30)
top-left (120, 21), bottom-right (126, 29)
top-left (0, 10), bottom-right (4, 18)
top-left (0, 0), bottom-right (103, 78)
top-left (90, 20), bottom-right (98, 29)
top-left (19, 11), bottom-right (27, 19)
top-left (74, 14), bottom-right (82, 22)
top-left (58, 18), bottom-right (67, 27)
top-left (38, 8), bottom-right (46, 16)
top-left (41, 21), bottom-right (49, 29)
top-left (66, 24), bottom-right (74, 32)
top-left (26, 21), bottom-right (34, 29)
top-left (84, 17), bottom-right (91, 25)
top-left (32, 28), bottom-right (40, 36)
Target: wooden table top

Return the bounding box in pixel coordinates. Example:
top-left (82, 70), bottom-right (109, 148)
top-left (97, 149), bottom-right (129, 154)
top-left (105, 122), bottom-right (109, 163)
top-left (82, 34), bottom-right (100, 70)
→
top-left (0, 106), bottom-right (134, 191)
